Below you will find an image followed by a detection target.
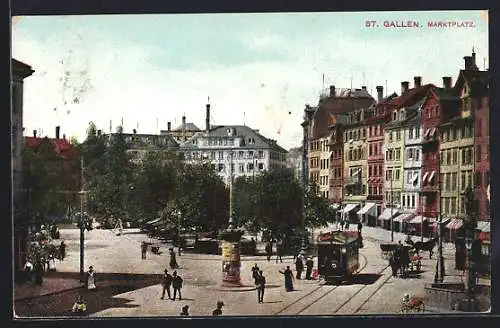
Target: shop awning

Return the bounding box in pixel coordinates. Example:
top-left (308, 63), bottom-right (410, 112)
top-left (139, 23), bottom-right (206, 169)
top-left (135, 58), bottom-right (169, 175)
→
top-left (422, 172), bottom-right (429, 184)
top-left (393, 212), bottom-right (415, 223)
top-left (428, 171), bottom-right (436, 182)
top-left (409, 215), bottom-right (427, 224)
top-left (339, 203), bottom-right (359, 214)
top-left (411, 174), bottom-right (419, 184)
top-left (378, 208), bottom-right (399, 221)
top-left (357, 202), bottom-right (376, 216)
top-left (429, 217), bottom-right (451, 228)
top-left (477, 221), bottom-right (490, 233)
top-left (445, 218), bottom-right (463, 230)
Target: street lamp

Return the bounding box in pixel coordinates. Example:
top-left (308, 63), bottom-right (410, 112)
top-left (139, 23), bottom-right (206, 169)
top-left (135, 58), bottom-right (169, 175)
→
top-left (434, 213), bottom-right (445, 283)
top-left (390, 173), bottom-right (394, 242)
top-left (177, 210), bottom-right (182, 251)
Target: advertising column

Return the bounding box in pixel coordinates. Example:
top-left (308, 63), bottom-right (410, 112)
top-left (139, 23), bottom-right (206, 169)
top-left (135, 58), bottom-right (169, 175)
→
top-left (220, 229), bottom-right (243, 286)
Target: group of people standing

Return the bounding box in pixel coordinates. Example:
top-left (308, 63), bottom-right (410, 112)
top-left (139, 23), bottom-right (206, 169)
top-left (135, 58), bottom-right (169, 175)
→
top-left (160, 269), bottom-right (184, 300)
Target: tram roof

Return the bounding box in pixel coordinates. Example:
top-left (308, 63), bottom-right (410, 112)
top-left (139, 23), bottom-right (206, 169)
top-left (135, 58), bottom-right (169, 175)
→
top-left (317, 230), bottom-right (360, 245)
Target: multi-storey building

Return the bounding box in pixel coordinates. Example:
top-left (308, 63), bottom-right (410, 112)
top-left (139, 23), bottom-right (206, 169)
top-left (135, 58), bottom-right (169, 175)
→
top-left (381, 81), bottom-right (434, 231)
top-left (12, 58), bottom-right (34, 277)
top-left (340, 108), bottom-right (372, 223)
top-left (161, 114), bottom-right (202, 143)
top-left (180, 103), bottom-right (288, 184)
top-left (108, 131), bottom-right (180, 162)
top-left (328, 114), bottom-right (349, 208)
top-left (364, 86), bottom-right (398, 226)
top-left (303, 85), bottom-right (375, 200)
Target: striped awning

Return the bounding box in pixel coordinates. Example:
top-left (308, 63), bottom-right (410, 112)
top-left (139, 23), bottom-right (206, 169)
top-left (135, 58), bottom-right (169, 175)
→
top-left (393, 212), bottom-right (415, 223)
top-left (409, 215), bottom-right (427, 224)
top-left (339, 203), bottom-right (359, 214)
top-left (445, 218), bottom-right (464, 230)
top-left (357, 202), bottom-right (376, 216)
top-left (378, 208), bottom-right (399, 221)
top-left (477, 221), bottom-right (490, 233)
top-left (429, 218), bottom-right (451, 227)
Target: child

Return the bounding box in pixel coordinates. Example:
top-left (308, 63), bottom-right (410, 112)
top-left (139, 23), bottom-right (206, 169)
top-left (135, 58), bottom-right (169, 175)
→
top-left (180, 305), bottom-right (189, 316)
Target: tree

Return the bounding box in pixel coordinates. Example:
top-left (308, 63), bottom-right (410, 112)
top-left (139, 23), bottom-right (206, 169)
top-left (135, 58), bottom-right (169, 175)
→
top-left (303, 182), bottom-right (335, 229)
top-left (176, 163), bottom-right (229, 231)
top-left (232, 176), bottom-right (259, 232)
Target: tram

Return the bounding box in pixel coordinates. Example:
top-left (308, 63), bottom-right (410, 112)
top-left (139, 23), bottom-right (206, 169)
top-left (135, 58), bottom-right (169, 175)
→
top-left (316, 230), bottom-right (361, 284)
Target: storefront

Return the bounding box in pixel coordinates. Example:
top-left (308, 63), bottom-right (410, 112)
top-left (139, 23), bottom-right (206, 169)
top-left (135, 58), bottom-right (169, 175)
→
top-left (356, 202), bottom-right (377, 226)
top-left (406, 215), bottom-right (428, 237)
top-left (392, 212), bottom-right (416, 233)
top-left (445, 218), bottom-right (464, 242)
top-left (339, 203), bottom-right (360, 223)
top-left (377, 208), bottom-right (399, 230)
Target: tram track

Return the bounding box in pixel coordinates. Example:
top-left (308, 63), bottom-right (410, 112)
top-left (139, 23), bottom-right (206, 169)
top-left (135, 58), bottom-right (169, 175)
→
top-left (274, 253), bottom-right (370, 316)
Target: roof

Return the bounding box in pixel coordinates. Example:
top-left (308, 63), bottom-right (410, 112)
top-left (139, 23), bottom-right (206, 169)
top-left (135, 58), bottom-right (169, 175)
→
top-left (180, 125), bottom-right (288, 153)
top-left (386, 84), bottom-right (435, 108)
top-left (12, 58), bottom-right (34, 79)
top-left (172, 122), bottom-right (201, 132)
top-left (317, 230), bottom-right (360, 245)
top-left (107, 132), bottom-right (179, 149)
top-left (309, 95), bottom-right (376, 139)
top-left (454, 70), bottom-right (488, 98)
top-left (25, 137), bottom-right (80, 160)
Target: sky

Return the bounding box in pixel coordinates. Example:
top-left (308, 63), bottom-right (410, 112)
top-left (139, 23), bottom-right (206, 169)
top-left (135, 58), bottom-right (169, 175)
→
top-left (12, 11), bottom-right (488, 150)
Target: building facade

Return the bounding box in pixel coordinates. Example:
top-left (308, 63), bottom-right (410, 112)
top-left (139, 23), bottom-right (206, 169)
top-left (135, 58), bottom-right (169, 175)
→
top-left (402, 108), bottom-right (423, 215)
top-left (328, 115), bottom-right (348, 206)
top-left (286, 146), bottom-right (303, 184)
top-left (12, 59), bottom-right (34, 276)
top-left (318, 136), bottom-right (331, 198)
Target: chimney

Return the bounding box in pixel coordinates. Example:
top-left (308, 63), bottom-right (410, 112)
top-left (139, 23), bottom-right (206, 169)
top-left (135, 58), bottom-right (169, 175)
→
top-left (329, 85), bottom-right (336, 97)
top-left (442, 77), bottom-right (452, 89)
top-left (55, 126), bottom-right (60, 139)
top-left (206, 103), bottom-right (211, 133)
top-left (182, 116), bottom-right (186, 131)
top-left (376, 86), bottom-right (383, 102)
top-left (361, 86), bottom-right (367, 91)
top-left (167, 122), bottom-right (171, 131)
top-left (414, 76), bottom-right (422, 88)
top-left (33, 130), bottom-right (37, 138)
top-left (464, 56), bottom-right (474, 70)
top-left (401, 81), bottom-right (410, 94)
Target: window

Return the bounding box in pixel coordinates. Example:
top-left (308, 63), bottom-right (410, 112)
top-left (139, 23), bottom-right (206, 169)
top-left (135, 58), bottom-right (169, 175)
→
top-left (369, 144), bottom-right (372, 156)
top-left (218, 164), bottom-right (225, 172)
top-left (415, 127), bottom-right (420, 138)
top-left (396, 148), bottom-right (401, 160)
top-left (393, 111), bottom-right (397, 120)
top-left (476, 145), bottom-right (482, 162)
top-left (407, 171), bottom-right (412, 184)
top-left (248, 163), bottom-right (254, 171)
top-left (409, 128), bottom-right (414, 139)
top-left (415, 149), bottom-right (419, 161)
top-left (389, 132), bottom-right (393, 142)
top-left (467, 170), bottom-right (473, 188)
top-left (218, 151), bottom-right (224, 159)
top-left (477, 119), bottom-right (482, 137)
top-left (239, 163), bottom-right (244, 173)
top-left (452, 172), bottom-right (457, 191)
top-left (258, 150), bottom-right (264, 158)
top-left (362, 128), bottom-right (366, 138)
top-left (369, 166), bottom-right (372, 176)
top-left (396, 169), bottom-right (400, 180)
top-left (446, 173), bottom-right (451, 192)
top-left (402, 195), bottom-right (406, 207)
top-left (452, 149), bottom-right (458, 165)
top-left (396, 130), bottom-right (401, 141)
top-left (475, 172), bottom-right (482, 186)
top-left (451, 198), bottom-right (456, 214)
top-left (408, 149), bottom-right (413, 160)
top-left (374, 143), bottom-right (378, 155)
top-left (446, 150), bottom-right (451, 165)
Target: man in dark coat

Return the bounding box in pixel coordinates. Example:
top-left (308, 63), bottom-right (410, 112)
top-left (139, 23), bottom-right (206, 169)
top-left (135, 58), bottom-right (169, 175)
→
top-left (172, 271), bottom-right (183, 301)
top-left (275, 241), bottom-right (283, 263)
top-left (357, 222), bottom-right (363, 234)
top-left (59, 241), bottom-right (66, 261)
top-left (251, 263), bottom-right (260, 284)
top-left (305, 257), bottom-right (314, 280)
top-left (265, 242), bottom-right (272, 262)
top-left (160, 269), bottom-right (173, 300)
top-left (212, 301), bottom-right (224, 316)
top-left (295, 256), bottom-right (304, 279)
top-left (256, 271), bottom-right (266, 303)
top-left (33, 259), bottom-right (44, 286)
top-left (141, 242), bottom-right (148, 260)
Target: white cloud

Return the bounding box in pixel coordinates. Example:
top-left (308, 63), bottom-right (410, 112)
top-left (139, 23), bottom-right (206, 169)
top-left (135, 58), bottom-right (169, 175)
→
top-left (12, 16), bottom-right (488, 150)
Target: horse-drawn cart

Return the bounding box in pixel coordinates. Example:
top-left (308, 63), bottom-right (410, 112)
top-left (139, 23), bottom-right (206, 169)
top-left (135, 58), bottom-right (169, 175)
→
top-left (408, 253), bottom-right (423, 273)
top-left (380, 243), bottom-right (399, 260)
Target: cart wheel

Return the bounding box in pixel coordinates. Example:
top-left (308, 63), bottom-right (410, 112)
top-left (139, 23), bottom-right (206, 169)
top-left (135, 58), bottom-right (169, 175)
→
top-left (416, 262), bottom-right (421, 273)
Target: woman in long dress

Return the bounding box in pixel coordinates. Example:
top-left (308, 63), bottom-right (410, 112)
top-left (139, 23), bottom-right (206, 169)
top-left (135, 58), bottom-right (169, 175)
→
top-left (85, 266), bottom-right (97, 290)
top-left (278, 266), bottom-right (295, 292)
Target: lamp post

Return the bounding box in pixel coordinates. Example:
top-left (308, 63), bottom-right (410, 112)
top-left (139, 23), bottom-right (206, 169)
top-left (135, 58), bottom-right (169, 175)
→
top-left (434, 213), bottom-right (445, 283)
top-left (177, 210), bottom-right (182, 254)
top-left (464, 233), bottom-right (476, 311)
top-left (78, 156), bottom-right (86, 281)
top-left (390, 173), bottom-right (394, 242)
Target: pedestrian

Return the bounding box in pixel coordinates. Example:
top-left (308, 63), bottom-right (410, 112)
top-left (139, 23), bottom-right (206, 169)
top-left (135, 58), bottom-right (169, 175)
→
top-left (279, 266), bottom-right (295, 292)
top-left (141, 241), bottom-right (148, 260)
top-left (47, 254), bottom-right (56, 272)
top-left (33, 258), bottom-right (44, 286)
top-left (180, 305), bottom-right (189, 316)
top-left (85, 266), bottom-right (97, 290)
top-left (265, 242), bottom-right (272, 262)
top-left (357, 222), bottom-right (363, 234)
top-left (256, 271), bottom-right (266, 303)
top-left (160, 269), bottom-right (173, 300)
top-left (59, 240), bottom-right (66, 261)
top-left (178, 245), bottom-right (182, 257)
top-left (212, 301), bottom-right (224, 316)
top-left (172, 270), bottom-right (183, 301)
top-left (24, 257), bottom-right (34, 283)
top-left (295, 256), bottom-right (304, 279)
top-left (275, 241), bottom-right (283, 263)
top-left (305, 257), bottom-right (314, 280)
top-left (169, 248), bottom-right (179, 269)
top-left (344, 220), bottom-right (350, 230)
top-left (71, 295), bottom-right (87, 316)
top-left (251, 263), bottom-right (260, 284)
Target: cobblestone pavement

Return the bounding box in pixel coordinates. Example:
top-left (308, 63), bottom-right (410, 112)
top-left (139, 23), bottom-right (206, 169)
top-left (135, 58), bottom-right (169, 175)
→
top-left (16, 225), bottom-right (489, 317)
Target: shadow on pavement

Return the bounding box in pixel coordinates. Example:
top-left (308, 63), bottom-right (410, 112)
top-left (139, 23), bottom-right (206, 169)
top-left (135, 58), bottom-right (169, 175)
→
top-left (14, 273), bottom-right (163, 318)
top-left (322, 273), bottom-right (382, 286)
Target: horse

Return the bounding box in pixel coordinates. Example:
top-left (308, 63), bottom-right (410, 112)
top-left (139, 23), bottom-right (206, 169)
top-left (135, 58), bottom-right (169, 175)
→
top-left (406, 237), bottom-right (437, 259)
top-left (389, 247), bottom-right (411, 277)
